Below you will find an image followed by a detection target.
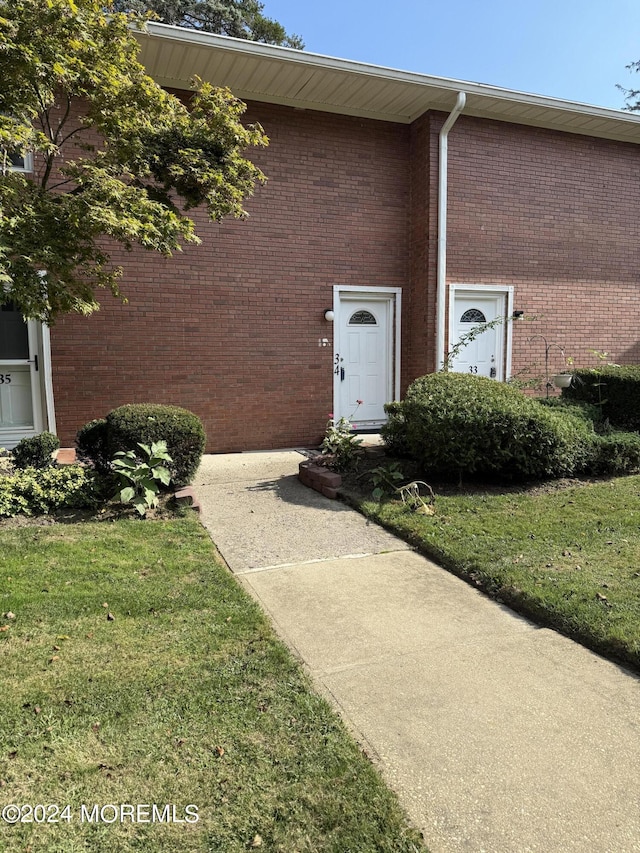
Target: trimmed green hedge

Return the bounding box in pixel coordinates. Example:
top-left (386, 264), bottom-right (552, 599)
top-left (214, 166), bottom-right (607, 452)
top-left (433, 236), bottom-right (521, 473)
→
top-left (400, 373), bottom-right (593, 480)
top-left (590, 432), bottom-right (640, 476)
top-left (562, 366), bottom-right (640, 431)
top-left (536, 396), bottom-right (602, 429)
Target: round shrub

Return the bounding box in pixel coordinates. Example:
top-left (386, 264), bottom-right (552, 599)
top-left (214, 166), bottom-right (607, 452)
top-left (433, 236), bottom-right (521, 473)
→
top-left (13, 432), bottom-right (60, 470)
top-left (105, 404), bottom-right (206, 487)
top-left (75, 418), bottom-right (110, 474)
top-left (403, 373), bottom-right (590, 480)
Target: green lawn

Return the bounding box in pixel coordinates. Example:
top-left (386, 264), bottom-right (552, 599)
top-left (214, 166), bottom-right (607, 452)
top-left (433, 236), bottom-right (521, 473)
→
top-left (0, 516), bottom-right (425, 853)
top-left (351, 473), bottom-right (640, 672)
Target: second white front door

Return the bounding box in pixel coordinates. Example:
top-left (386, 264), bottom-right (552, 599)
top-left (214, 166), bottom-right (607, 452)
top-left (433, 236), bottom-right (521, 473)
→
top-left (449, 290), bottom-right (507, 380)
top-left (335, 296), bottom-right (392, 428)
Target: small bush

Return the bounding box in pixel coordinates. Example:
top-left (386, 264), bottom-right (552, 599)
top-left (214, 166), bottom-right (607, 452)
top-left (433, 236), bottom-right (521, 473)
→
top-left (381, 402), bottom-right (410, 457)
top-left (403, 373), bottom-right (591, 480)
top-left (590, 432), bottom-right (640, 476)
top-left (12, 432), bottom-right (60, 470)
top-left (106, 404), bottom-right (206, 487)
top-left (0, 465), bottom-right (99, 517)
top-left (75, 418), bottom-right (110, 473)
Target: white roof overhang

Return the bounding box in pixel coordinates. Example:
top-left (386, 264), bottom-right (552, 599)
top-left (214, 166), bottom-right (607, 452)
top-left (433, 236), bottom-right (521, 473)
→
top-left (136, 22), bottom-right (640, 145)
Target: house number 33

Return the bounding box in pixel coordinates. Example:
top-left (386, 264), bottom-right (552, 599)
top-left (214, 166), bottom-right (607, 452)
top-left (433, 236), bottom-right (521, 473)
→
top-left (0, 374), bottom-right (12, 384)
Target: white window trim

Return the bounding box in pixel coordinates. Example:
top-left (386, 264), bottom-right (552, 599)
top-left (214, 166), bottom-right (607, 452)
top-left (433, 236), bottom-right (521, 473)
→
top-left (41, 323), bottom-right (56, 436)
top-left (4, 151), bottom-right (33, 173)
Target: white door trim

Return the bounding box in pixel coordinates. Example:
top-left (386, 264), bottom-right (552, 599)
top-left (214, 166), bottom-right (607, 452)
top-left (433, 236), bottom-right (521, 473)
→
top-left (41, 324), bottom-right (56, 436)
top-left (448, 284), bottom-right (514, 379)
top-left (26, 320), bottom-right (44, 433)
top-left (332, 285), bottom-right (402, 425)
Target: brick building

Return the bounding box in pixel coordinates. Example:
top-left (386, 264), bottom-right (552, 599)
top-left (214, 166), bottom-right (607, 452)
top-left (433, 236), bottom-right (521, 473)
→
top-left (3, 23), bottom-right (640, 452)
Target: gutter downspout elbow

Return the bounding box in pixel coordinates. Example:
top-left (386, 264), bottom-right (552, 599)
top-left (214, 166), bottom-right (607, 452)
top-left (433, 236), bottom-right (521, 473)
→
top-left (435, 91), bottom-right (466, 371)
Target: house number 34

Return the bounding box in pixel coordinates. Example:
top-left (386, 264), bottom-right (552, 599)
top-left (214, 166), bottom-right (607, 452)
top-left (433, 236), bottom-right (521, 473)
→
top-left (0, 374), bottom-right (12, 384)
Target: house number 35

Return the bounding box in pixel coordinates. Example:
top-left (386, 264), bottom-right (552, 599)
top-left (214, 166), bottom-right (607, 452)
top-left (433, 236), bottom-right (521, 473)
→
top-left (0, 374), bottom-right (12, 384)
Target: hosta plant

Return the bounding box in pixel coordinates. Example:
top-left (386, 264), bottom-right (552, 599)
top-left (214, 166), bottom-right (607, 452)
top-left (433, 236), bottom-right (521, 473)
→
top-left (321, 402), bottom-right (363, 472)
top-left (112, 441), bottom-right (172, 516)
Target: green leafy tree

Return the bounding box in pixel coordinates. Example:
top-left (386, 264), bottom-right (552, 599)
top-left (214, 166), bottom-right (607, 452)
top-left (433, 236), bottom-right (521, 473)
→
top-left (113, 0), bottom-right (304, 48)
top-left (0, 0), bottom-right (268, 322)
top-left (620, 60), bottom-right (640, 110)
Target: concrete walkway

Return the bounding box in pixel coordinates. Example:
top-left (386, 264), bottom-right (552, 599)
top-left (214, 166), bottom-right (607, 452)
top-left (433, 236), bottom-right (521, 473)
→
top-left (195, 451), bottom-right (640, 853)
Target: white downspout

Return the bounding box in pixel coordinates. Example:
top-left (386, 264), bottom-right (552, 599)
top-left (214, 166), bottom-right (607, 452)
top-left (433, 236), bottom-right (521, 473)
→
top-left (436, 91), bottom-right (466, 370)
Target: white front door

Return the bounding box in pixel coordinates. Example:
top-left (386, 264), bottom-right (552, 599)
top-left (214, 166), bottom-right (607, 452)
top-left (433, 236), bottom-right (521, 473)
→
top-left (449, 291), bottom-right (507, 380)
top-left (335, 296), bottom-right (393, 428)
top-left (0, 305), bottom-right (44, 449)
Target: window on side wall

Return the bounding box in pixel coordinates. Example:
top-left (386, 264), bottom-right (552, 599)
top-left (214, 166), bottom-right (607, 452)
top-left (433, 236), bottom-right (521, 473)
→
top-left (3, 150), bottom-right (33, 172)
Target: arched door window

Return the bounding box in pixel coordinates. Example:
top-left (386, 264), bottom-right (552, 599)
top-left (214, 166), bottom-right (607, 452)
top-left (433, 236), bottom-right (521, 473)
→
top-left (460, 308), bottom-right (486, 323)
top-left (348, 310), bottom-right (377, 325)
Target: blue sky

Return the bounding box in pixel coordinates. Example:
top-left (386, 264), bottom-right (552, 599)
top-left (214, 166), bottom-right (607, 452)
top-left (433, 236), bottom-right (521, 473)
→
top-left (265, 0), bottom-right (640, 111)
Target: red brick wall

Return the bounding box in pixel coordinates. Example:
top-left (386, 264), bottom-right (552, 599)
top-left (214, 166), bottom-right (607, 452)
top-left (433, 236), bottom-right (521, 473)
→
top-left (50, 102), bottom-right (411, 451)
top-left (445, 115), bottom-right (640, 380)
top-left (47, 99), bottom-right (640, 452)
top-left (406, 113), bottom-right (431, 385)
top-left (407, 112), bottom-right (443, 384)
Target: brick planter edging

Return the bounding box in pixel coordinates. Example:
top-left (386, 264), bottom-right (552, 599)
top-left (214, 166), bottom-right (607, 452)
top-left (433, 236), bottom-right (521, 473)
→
top-left (173, 486), bottom-right (202, 514)
top-left (298, 460), bottom-right (342, 500)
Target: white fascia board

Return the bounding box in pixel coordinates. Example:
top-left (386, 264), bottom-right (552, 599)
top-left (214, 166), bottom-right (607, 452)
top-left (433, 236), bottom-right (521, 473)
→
top-left (139, 22), bottom-right (640, 132)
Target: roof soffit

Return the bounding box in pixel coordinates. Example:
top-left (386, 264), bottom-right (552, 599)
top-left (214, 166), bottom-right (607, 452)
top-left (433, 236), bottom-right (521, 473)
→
top-left (135, 24), bottom-right (640, 144)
